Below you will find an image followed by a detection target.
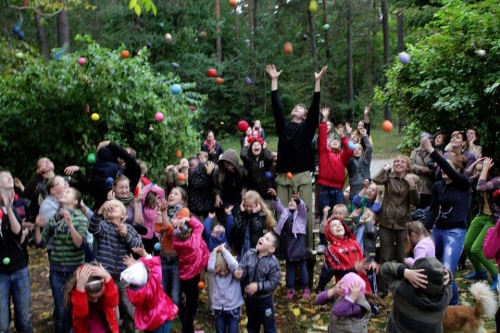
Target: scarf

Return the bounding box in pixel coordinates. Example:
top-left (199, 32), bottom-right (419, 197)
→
top-left (203, 140), bottom-right (216, 151)
top-left (115, 192), bottom-right (134, 207)
top-left (167, 204), bottom-right (183, 220)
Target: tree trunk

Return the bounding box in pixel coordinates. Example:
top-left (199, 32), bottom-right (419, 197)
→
top-left (215, 0), bottom-right (222, 63)
top-left (397, 11), bottom-right (405, 131)
top-left (34, 12), bottom-right (50, 60)
top-left (323, 0), bottom-right (331, 58)
top-left (57, 9), bottom-right (70, 52)
top-left (248, 0), bottom-right (253, 49)
top-left (381, 0), bottom-right (391, 121)
top-left (346, 0), bottom-right (353, 121)
top-left (308, 10), bottom-right (318, 69)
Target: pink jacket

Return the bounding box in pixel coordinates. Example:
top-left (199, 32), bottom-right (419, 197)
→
top-left (141, 184), bottom-right (165, 239)
top-left (483, 220), bottom-right (500, 267)
top-left (173, 216), bottom-right (210, 280)
top-left (126, 256), bottom-right (178, 331)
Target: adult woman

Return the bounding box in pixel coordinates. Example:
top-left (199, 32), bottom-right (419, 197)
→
top-left (434, 131), bottom-right (447, 155)
top-left (467, 128), bottom-right (483, 159)
top-left (421, 136), bottom-right (470, 305)
top-left (201, 130), bottom-right (224, 163)
top-left (346, 127), bottom-right (373, 202)
top-left (410, 140), bottom-right (435, 208)
top-left (441, 130), bottom-right (476, 170)
top-left (372, 155), bottom-right (419, 297)
top-left (463, 157), bottom-right (500, 289)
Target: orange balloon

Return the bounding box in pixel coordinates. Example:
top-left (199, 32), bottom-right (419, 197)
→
top-left (229, 0), bottom-right (237, 6)
top-left (198, 281), bottom-right (205, 289)
top-left (175, 150), bottom-right (183, 158)
top-left (215, 77), bottom-right (225, 85)
top-left (121, 50), bottom-right (130, 59)
top-left (177, 173), bottom-right (186, 181)
top-left (284, 42), bottom-right (293, 54)
top-left (286, 172), bottom-right (293, 179)
top-left (382, 120), bottom-right (394, 132)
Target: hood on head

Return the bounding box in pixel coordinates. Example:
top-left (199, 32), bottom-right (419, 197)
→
top-left (413, 257), bottom-right (445, 296)
top-left (324, 218), bottom-right (354, 243)
top-left (218, 149), bottom-right (240, 171)
top-left (141, 183), bottom-right (165, 206)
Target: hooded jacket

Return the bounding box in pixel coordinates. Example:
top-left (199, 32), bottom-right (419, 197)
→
top-left (318, 122), bottom-right (354, 189)
top-left (126, 256), bottom-right (178, 331)
top-left (240, 144), bottom-right (274, 200)
top-left (141, 184), bottom-right (164, 239)
top-left (213, 149), bottom-right (247, 205)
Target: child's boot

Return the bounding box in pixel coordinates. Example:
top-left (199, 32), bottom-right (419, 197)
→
top-left (286, 288), bottom-right (295, 300)
top-left (464, 268), bottom-right (487, 280)
top-left (491, 274), bottom-right (498, 291)
top-left (302, 288), bottom-right (310, 299)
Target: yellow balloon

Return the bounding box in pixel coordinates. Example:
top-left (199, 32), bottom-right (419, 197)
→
top-left (91, 113), bottom-right (100, 121)
top-left (309, 0), bottom-right (318, 12)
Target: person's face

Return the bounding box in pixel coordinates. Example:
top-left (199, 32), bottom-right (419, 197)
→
top-left (198, 154), bottom-right (208, 163)
top-left (393, 157), bottom-right (409, 173)
top-left (113, 180), bottom-right (130, 197)
top-left (254, 121), bottom-right (261, 129)
top-left (450, 133), bottom-right (465, 148)
top-left (473, 163), bottom-right (483, 178)
top-left (256, 232), bottom-right (276, 254)
top-left (52, 177), bottom-right (68, 197)
top-left (206, 132), bottom-right (215, 141)
top-left (245, 127), bottom-right (252, 136)
top-left (329, 139), bottom-right (341, 151)
top-left (351, 135), bottom-right (360, 144)
top-left (288, 198), bottom-right (297, 210)
top-left (467, 130), bottom-right (476, 142)
top-left (326, 121), bottom-right (333, 133)
top-left (179, 158), bottom-right (189, 169)
top-left (353, 145), bottom-right (363, 158)
top-left (291, 105), bottom-right (306, 120)
top-left (435, 134), bottom-right (444, 146)
top-left (217, 267), bottom-right (230, 277)
top-left (168, 188), bottom-right (185, 206)
top-left (224, 161), bottom-right (237, 173)
top-left (251, 142), bottom-right (262, 156)
top-left (189, 159), bottom-right (199, 173)
top-left (243, 199), bottom-right (257, 214)
top-left (332, 208), bottom-right (346, 220)
top-left (106, 202), bottom-right (126, 221)
top-left (0, 172), bottom-right (14, 189)
top-left (329, 219), bottom-right (345, 238)
top-left (365, 184), bottom-right (377, 201)
top-left (357, 121), bottom-right (365, 131)
top-left (59, 188), bottom-right (77, 206)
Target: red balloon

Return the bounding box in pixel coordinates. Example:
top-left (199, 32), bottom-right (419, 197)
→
top-left (237, 120), bottom-right (249, 132)
top-left (207, 68), bottom-right (217, 77)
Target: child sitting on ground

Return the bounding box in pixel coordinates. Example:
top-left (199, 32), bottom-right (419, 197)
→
top-left (207, 243), bottom-right (244, 333)
top-left (121, 247), bottom-right (178, 333)
top-left (234, 231), bottom-right (281, 333)
top-left (405, 221), bottom-right (435, 267)
top-left (271, 188), bottom-right (310, 299)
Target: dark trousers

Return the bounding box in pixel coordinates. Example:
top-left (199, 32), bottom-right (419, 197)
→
top-left (317, 265), bottom-right (335, 290)
top-left (179, 274), bottom-right (200, 333)
top-left (245, 296), bottom-right (277, 333)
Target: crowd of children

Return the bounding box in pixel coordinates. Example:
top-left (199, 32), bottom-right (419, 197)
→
top-left (2, 63), bottom-right (500, 333)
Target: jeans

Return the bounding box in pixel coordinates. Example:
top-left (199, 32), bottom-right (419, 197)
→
top-left (50, 269), bottom-right (75, 333)
top-left (246, 296), bottom-right (277, 333)
top-left (179, 274), bottom-right (200, 333)
top-left (146, 320), bottom-right (172, 333)
top-left (161, 255), bottom-right (181, 306)
top-left (432, 227), bottom-right (466, 305)
top-left (319, 185), bottom-right (345, 213)
top-left (214, 307), bottom-right (240, 333)
top-left (286, 260), bottom-right (309, 289)
top-left (0, 266), bottom-right (32, 333)
top-left (464, 214), bottom-right (498, 276)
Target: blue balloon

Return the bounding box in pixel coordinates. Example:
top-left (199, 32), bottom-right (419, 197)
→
top-left (54, 50), bottom-right (64, 60)
top-left (171, 84), bottom-right (182, 94)
top-left (147, 42), bottom-right (152, 49)
top-left (106, 177), bottom-right (114, 184)
top-left (12, 26), bottom-right (21, 34)
top-left (265, 171), bottom-right (273, 179)
top-left (154, 242), bottom-right (161, 251)
top-left (347, 141), bottom-right (356, 150)
top-left (17, 31), bottom-right (24, 40)
top-left (245, 77), bottom-right (252, 85)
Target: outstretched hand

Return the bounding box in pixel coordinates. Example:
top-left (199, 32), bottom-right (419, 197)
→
top-left (265, 64), bottom-right (282, 80)
top-left (315, 66), bottom-right (328, 80)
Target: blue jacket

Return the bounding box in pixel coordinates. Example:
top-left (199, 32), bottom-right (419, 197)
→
top-left (202, 214), bottom-right (234, 252)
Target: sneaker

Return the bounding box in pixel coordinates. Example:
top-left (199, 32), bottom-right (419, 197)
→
top-left (464, 268), bottom-right (488, 280)
top-left (302, 288), bottom-right (310, 299)
top-left (286, 289), bottom-right (295, 300)
top-left (317, 244), bottom-right (326, 254)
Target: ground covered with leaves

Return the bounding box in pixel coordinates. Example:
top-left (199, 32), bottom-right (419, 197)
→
top-left (26, 246), bottom-right (496, 333)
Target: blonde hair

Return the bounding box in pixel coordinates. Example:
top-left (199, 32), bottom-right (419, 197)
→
top-left (333, 204), bottom-right (348, 216)
top-left (395, 155), bottom-right (412, 172)
top-left (103, 200), bottom-right (127, 222)
top-left (215, 252), bottom-right (228, 274)
top-left (354, 143), bottom-right (364, 155)
top-left (243, 190), bottom-right (276, 230)
top-left (408, 221), bottom-right (429, 238)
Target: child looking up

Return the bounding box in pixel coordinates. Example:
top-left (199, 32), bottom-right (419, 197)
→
top-left (121, 247), bottom-right (178, 333)
top-left (240, 137), bottom-right (274, 202)
top-left (207, 244), bottom-right (244, 333)
top-left (234, 231), bottom-right (281, 333)
top-left (64, 261), bottom-right (119, 333)
top-left (271, 189), bottom-right (310, 299)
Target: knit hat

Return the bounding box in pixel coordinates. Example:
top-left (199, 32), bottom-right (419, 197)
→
top-left (412, 257), bottom-right (444, 296)
top-left (339, 272), bottom-right (366, 300)
top-left (120, 262), bottom-right (148, 287)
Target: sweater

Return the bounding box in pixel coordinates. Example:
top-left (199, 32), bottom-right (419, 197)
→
top-left (0, 207), bottom-right (26, 274)
top-left (315, 292), bottom-right (371, 333)
top-left (404, 237), bottom-right (435, 267)
top-left (89, 214), bottom-right (143, 279)
top-left (476, 177), bottom-right (500, 222)
top-left (207, 249), bottom-right (244, 311)
top-left (318, 122), bottom-right (354, 189)
top-left (240, 146), bottom-right (275, 200)
top-left (424, 150), bottom-right (470, 230)
top-left (272, 89), bottom-right (320, 173)
top-left (347, 136), bottom-right (373, 199)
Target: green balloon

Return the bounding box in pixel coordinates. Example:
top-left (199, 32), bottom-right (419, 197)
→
top-left (87, 153), bottom-right (96, 164)
top-left (15, 52), bottom-right (23, 59)
top-left (3, 257), bottom-right (10, 265)
top-left (322, 24), bottom-right (330, 31)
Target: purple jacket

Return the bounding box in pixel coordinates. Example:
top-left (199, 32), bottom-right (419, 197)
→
top-left (404, 236), bottom-right (435, 267)
top-left (274, 197), bottom-right (307, 237)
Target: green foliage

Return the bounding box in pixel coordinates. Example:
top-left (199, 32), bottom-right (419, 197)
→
top-left (0, 35), bottom-right (206, 181)
top-left (128, 0), bottom-right (157, 17)
top-left (379, 0), bottom-right (500, 157)
top-left (396, 121), bottom-right (424, 155)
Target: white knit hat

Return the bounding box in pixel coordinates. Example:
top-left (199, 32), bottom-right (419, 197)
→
top-left (120, 262), bottom-right (148, 287)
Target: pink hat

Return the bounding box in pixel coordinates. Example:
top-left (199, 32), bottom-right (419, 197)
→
top-left (339, 272), bottom-right (366, 300)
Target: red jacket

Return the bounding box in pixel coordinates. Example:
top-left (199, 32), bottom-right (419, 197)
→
top-left (127, 256), bottom-right (178, 331)
top-left (71, 278), bottom-right (119, 333)
top-left (318, 122), bottom-right (354, 189)
top-left (173, 216), bottom-right (210, 280)
top-left (323, 219), bottom-right (372, 293)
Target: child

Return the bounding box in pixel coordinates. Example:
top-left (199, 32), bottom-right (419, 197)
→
top-left (203, 206), bottom-right (234, 252)
top-left (141, 184), bottom-right (164, 253)
top-left (234, 231), bottom-right (281, 333)
top-left (317, 107), bottom-right (354, 251)
top-left (240, 137), bottom-right (274, 202)
top-left (64, 261), bottom-right (119, 333)
top-left (89, 199), bottom-right (143, 333)
top-left (172, 216), bottom-right (210, 333)
top-left (155, 186), bottom-right (190, 307)
top-left (317, 216), bottom-right (371, 294)
top-left (381, 257), bottom-right (452, 332)
top-left (315, 272), bottom-right (378, 333)
top-left (271, 189), bottom-right (310, 299)
top-left (318, 204), bottom-right (351, 254)
top-left (34, 187), bottom-right (89, 333)
top-left (188, 153), bottom-right (215, 222)
top-left (207, 244), bottom-right (244, 333)
top-left (351, 180), bottom-right (381, 219)
top-left (482, 217), bottom-right (500, 329)
top-left (121, 247), bottom-right (178, 333)
top-left (405, 221), bottom-right (435, 267)
top-left (234, 190), bottom-right (276, 259)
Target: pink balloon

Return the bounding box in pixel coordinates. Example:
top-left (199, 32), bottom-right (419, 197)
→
top-left (155, 112), bottom-right (165, 122)
top-left (78, 57), bottom-right (86, 66)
